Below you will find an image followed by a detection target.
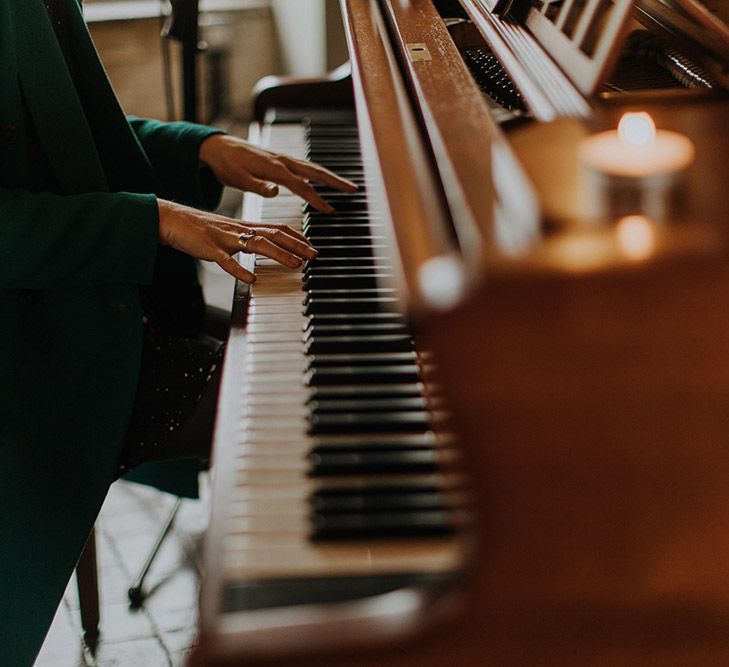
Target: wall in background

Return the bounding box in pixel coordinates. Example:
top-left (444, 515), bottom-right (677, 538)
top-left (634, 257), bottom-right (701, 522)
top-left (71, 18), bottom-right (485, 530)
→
top-left (84, 0), bottom-right (348, 122)
top-left (271, 0), bottom-right (326, 76)
top-left (87, 3), bottom-right (280, 121)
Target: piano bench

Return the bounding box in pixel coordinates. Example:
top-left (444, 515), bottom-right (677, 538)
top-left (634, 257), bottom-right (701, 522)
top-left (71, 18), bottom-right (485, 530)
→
top-left (76, 527), bottom-right (100, 653)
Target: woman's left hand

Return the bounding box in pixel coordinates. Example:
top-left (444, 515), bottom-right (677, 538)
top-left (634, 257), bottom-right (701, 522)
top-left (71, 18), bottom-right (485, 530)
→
top-left (199, 134), bottom-right (358, 213)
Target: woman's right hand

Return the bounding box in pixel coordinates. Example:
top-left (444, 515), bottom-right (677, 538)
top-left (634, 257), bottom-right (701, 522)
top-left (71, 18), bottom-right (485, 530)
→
top-left (157, 199), bottom-right (316, 284)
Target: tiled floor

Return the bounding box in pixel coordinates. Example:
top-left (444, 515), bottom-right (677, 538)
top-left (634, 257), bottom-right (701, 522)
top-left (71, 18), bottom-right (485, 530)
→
top-left (34, 480), bottom-right (209, 667)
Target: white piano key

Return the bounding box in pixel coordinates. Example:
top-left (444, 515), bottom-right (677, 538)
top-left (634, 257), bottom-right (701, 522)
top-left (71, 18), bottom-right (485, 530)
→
top-left (222, 539), bottom-right (461, 580)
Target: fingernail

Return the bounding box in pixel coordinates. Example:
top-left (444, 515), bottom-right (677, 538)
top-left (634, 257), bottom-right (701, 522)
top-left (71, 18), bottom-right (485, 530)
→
top-left (265, 183), bottom-right (278, 195)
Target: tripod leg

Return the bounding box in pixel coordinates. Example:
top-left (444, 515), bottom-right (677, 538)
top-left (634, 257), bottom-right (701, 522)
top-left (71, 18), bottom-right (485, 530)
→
top-left (128, 498), bottom-right (182, 609)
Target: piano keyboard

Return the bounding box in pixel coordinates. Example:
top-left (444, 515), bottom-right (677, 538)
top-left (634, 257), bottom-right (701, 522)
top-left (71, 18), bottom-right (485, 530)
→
top-left (218, 111), bottom-right (466, 614)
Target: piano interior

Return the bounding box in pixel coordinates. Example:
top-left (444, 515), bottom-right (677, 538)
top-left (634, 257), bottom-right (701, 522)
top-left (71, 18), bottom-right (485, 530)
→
top-left (191, 0), bottom-right (729, 664)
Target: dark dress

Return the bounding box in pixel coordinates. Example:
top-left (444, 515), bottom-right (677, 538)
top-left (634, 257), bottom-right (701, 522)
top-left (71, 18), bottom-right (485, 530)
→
top-left (0, 2), bottom-right (226, 663)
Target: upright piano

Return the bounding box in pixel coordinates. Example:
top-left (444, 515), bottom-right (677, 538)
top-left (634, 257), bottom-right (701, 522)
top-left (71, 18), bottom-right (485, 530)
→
top-left (191, 0), bottom-right (729, 664)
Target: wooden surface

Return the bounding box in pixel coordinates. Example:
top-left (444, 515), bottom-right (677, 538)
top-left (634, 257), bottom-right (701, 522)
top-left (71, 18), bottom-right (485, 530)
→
top-left (341, 0), bottom-right (454, 313)
top-left (378, 0), bottom-right (495, 269)
top-left (251, 64), bottom-right (354, 122)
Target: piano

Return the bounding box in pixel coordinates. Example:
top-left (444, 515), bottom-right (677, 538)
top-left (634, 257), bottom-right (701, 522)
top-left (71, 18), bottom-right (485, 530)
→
top-left (190, 0), bottom-right (729, 664)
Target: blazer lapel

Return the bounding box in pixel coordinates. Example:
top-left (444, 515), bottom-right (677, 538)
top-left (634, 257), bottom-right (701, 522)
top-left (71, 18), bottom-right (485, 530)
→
top-left (11, 0), bottom-right (108, 194)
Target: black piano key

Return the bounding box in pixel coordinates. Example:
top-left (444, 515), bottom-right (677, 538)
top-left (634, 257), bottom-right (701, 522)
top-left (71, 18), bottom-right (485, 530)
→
top-left (310, 396), bottom-right (428, 413)
top-left (305, 210), bottom-right (368, 216)
top-left (305, 213), bottom-right (371, 222)
top-left (305, 256), bottom-right (387, 269)
top-left (305, 323), bottom-right (407, 337)
top-left (304, 335), bottom-right (413, 354)
top-left (307, 142), bottom-right (360, 148)
top-left (306, 192), bottom-right (368, 199)
top-left (306, 312), bottom-right (405, 326)
top-left (308, 134), bottom-right (360, 139)
top-left (311, 178), bottom-right (367, 187)
top-left (308, 123), bottom-right (358, 131)
top-left (304, 319), bottom-right (409, 340)
top-left (306, 364), bottom-right (421, 386)
top-left (309, 152), bottom-right (360, 158)
top-left (309, 165), bottom-right (364, 172)
top-left (310, 245), bottom-right (384, 259)
top-left (305, 200), bottom-right (369, 213)
top-left (307, 140), bottom-right (361, 146)
top-left (303, 222), bottom-right (381, 236)
top-left (307, 352), bottom-right (417, 368)
top-left (311, 172), bottom-right (366, 179)
top-left (304, 297), bottom-right (398, 315)
top-left (308, 138), bottom-right (360, 144)
top-left (307, 149), bottom-right (362, 157)
top-left (304, 225), bottom-right (379, 237)
top-left (305, 288), bottom-right (396, 303)
top-left (304, 275), bottom-right (391, 290)
top-left (304, 266), bottom-right (391, 278)
top-left (308, 411), bottom-right (431, 436)
top-left (308, 139), bottom-right (360, 145)
top-left (311, 490), bottom-right (447, 513)
top-left (310, 510), bottom-right (454, 540)
top-left (308, 447), bottom-right (438, 473)
top-left (306, 215), bottom-right (372, 224)
top-left (315, 184), bottom-right (367, 192)
top-left (312, 434), bottom-right (439, 451)
top-left (308, 349), bottom-right (416, 364)
top-left (304, 236), bottom-right (385, 247)
top-left (309, 384), bottom-right (425, 401)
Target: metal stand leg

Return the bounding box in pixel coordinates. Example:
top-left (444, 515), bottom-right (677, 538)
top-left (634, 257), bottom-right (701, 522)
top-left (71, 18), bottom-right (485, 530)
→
top-left (128, 498), bottom-right (182, 609)
top-left (77, 528), bottom-right (100, 652)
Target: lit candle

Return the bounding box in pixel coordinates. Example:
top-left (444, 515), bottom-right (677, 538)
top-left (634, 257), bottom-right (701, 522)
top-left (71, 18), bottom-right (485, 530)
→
top-left (615, 214), bottom-right (656, 261)
top-left (578, 112), bottom-right (695, 222)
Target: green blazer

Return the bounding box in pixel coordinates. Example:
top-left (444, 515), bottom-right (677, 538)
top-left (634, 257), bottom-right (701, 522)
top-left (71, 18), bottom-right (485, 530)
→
top-left (0, 1), bottom-right (223, 663)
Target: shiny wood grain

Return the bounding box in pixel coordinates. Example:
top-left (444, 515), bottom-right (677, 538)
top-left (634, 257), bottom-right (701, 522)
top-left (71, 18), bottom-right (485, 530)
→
top-left (379, 0), bottom-right (496, 269)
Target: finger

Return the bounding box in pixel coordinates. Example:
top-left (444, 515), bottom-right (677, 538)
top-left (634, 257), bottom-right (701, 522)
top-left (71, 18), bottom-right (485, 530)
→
top-left (215, 253), bottom-right (256, 284)
top-left (247, 222), bottom-right (308, 245)
top-left (282, 175), bottom-right (336, 214)
top-left (238, 220), bottom-right (310, 248)
top-left (244, 176), bottom-right (279, 198)
top-left (246, 234), bottom-right (306, 269)
top-left (253, 227), bottom-right (317, 260)
top-left (279, 155), bottom-right (359, 192)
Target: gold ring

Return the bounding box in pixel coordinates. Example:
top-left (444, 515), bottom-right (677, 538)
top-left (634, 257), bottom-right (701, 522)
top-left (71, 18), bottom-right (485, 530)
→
top-left (238, 232), bottom-right (255, 253)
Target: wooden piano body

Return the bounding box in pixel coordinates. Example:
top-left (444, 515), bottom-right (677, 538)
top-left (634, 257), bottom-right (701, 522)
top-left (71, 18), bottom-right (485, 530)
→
top-left (191, 0), bottom-right (729, 664)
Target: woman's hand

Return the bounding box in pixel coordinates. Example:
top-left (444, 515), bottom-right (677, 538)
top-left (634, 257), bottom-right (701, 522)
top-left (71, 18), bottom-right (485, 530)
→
top-left (198, 134), bottom-right (358, 213)
top-left (157, 199), bottom-right (316, 284)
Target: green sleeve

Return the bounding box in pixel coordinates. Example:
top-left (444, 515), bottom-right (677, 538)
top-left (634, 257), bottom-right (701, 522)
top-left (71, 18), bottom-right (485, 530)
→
top-left (128, 117), bottom-right (225, 211)
top-left (0, 188), bottom-right (159, 289)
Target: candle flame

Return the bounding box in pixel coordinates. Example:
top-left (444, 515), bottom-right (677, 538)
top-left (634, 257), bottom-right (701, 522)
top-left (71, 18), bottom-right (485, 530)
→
top-left (616, 215), bottom-right (655, 260)
top-left (618, 112), bottom-right (655, 149)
